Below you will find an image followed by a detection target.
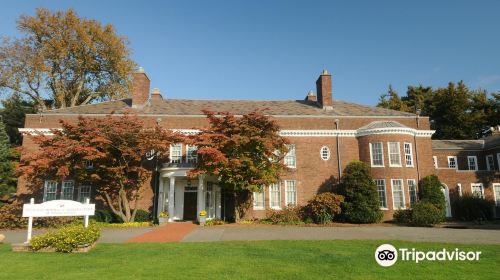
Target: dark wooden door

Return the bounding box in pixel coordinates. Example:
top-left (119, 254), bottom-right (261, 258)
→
top-left (183, 192), bottom-right (197, 220)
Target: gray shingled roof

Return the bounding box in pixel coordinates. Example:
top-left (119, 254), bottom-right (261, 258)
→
top-left (359, 121), bottom-right (408, 130)
top-left (484, 134), bottom-right (500, 150)
top-left (41, 98), bottom-right (416, 117)
top-left (432, 140), bottom-right (485, 150)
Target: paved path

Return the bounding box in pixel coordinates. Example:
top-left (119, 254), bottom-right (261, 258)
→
top-left (181, 225), bottom-right (500, 244)
top-left (126, 222), bottom-right (198, 243)
top-left (0, 227), bottom-right (154, 244)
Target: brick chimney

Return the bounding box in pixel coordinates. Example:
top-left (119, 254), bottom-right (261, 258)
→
top-left (316, 70), bottom-right (333, 110)
top-left (151, 87), bottom-right (163, 101)
top-left (132, 67), bottom-right (150, 108)
top-left (304, 90), bottom-right (317, 102)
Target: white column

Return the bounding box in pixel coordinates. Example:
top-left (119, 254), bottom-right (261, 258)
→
top-left (158, 177), bottom-right (164, 218)
top-left (25, 198), bottom-right (34, 243)
top-left (168, 176), bottom-right (175, 222)
top-left (197, 175), bottom-right (205, 221)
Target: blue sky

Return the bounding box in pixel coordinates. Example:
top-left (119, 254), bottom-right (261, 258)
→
top-left (1, 0), bottom-right (499, 107)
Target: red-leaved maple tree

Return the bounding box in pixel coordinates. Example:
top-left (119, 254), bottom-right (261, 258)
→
top-left (18, 114), bottom-right (182, 222)
top-left (189, 110), bottom-right (289, 221)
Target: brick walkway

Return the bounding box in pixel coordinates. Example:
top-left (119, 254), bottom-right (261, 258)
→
top-left (126, 222), bottom-right (198, 243)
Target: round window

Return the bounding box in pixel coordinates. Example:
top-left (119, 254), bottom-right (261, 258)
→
top-left (320, 146), bottom-right (330, 161)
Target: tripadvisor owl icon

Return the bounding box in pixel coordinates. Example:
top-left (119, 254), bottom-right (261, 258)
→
top-left (375, 244), bottom-right (398, 267)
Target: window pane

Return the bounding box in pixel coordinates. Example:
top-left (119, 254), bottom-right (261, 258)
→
top-left (44, 181), bottom-right (57, 201)
top-left (468, 157), bottom-right (477, 170)
top-left (448, 157), bottom-right (457, 169)
top-left (285, 145), bottom-right (296, 167)
top-left (392, 180), bottom-right (405, 209)
top-left (407, 180), bottom-right (417, 207)
top-left (253, 189), bottom-right (265, 209)
top-left (269, 183), bottom-right (281, 208)
top-left (404, 143), bottom-right (413, 167)
top-left (285, 180), bottom-right (297, 206)
top-left (61, 181), bottom-right (74, 200)
top-left (79, 185), bottom-right (92, 203)
top-left (186, 145), bottom-right (198, 163)
top-left (374, 179), bottom-right (387, 208)
top-left (388, 142), bottom-right (401, 166)
top-left (370, 143), bottom-right (383, 166)
top-left (471, 184), bottom-right (483, 199)
top-left (170, 144), bottom-right (182, 163)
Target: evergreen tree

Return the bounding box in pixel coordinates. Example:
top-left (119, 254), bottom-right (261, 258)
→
top-left (0, 121), bottom-right (16, 203)
top-left (377, 85), bottom-right (409, 112)
top-left (0, 94), bottom-right (35, 146)
top-left (337, 161), bottom-right (383, 223)
top-left (417, 175), bottom-right (446, 222)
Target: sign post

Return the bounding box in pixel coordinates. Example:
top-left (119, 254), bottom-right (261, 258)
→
top-left (22, 199), bottom-right (95, 244)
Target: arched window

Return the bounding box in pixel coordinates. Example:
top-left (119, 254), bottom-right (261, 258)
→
top-left (320, 146), bottom-right (330, 161)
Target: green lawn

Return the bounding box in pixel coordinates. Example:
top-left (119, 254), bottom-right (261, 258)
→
top-left (0, 240), bottom-right (499, 279)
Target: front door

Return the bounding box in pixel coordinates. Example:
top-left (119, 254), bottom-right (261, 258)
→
top-left (183, 192), bottom-right (197, 220)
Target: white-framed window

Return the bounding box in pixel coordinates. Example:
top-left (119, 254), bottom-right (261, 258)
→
top-left (253, 188), bottom-right (265, 210)
top-left (486, 155), bottom-right (495, 171)
top-left (493, 184), bottom-right (500, 206)
top-left (391, 179), bottom-right (405, 209)
top-left (43, 180), bottom-right (58, 202)
top-left (186, 145), bottom-right (198, 164)
top-left (61, 180), bottom-right (74, 200)
top-left (407, 179), bottom-right (417, 207)
top-left (468, 156), bottom-right (478, 171)
top-left (320, 146), bottom-right (330, 161)
top-left (369, 142), bottom-right (384, 167)
top-left (78, 185), bottom-right (92, 203)
top-left (374, 179), bottom-right (387, 209)
top-left (388, 142), bottom-right (402, 167)
top-left (84, 160), bottom-right (94, 169)
top-left (447, 156), bottom-right (457, 169)
top-left (284, 144), bottom-right (296, 168)
top-left (285, 180), bottom-right (297, 207)
top-left (170, 143), bottom-right (182, 163)
top-left (269, 183), bottom-right (281, 209)
top-left (433, 156), bottom-right (438, 168)
top-left (404, 143), bottom-right (414, 167)
top-left (471, 183), bottom-right (484, 199)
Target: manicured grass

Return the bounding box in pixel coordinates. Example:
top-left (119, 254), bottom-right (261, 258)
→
top-left (0, 240), bottom-right (499, 279)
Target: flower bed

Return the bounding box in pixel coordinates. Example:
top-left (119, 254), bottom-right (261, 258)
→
top-left (24, 224), bottom-right (101, 253)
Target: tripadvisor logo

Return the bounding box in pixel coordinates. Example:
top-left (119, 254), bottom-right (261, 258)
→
top-left (375, 244), bottom-right (482, 267)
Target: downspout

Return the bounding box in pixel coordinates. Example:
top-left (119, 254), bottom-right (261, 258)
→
top-left (335, 119), bottom-right (342, 182)
top-left (414, 111), bottom-right (421, 182)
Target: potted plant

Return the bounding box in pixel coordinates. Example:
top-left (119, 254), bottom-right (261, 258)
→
top-left (159, 211), bottom-right (169, 224)
top-left (199, 210), bottom-right (207, 226)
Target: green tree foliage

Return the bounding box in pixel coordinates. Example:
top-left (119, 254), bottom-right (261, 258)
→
top-left (0, 8), bottom-right (135, 111)
top-left (0, 94), bottom-right (35, 146)
top-left (417, 175), bottom-right (446, 221)
top-left (190, 110), bottom-right (289, 221)
top-left (337, 161), bottom-right (382, 223)
top-left (0, 121), bottom-right (16, 203)
top-left (377, 81), bottom-right (500, 139)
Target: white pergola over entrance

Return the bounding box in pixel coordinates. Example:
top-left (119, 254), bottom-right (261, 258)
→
top-left (158, 167), bottom-right (221, 222)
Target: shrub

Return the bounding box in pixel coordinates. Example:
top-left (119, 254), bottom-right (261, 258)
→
top-left (453, 194), bottom-right (495, 222)
top-left (133, 209), bottom-right (151, 222)
top-left (337, 161), bottom-right (383, 223)
top-left (0, 201), bottom-right (27, 229)
top-left (411, 201), bottom-right (444, 226)
top-left (30, 224), bottom-right (101, 252)
top-left (305, 192), bottom-right (344, 224)
top-left (418, 175), bottom-right (446, 212)
top-left (93, 209), bottom-right (115, 223)
top-left (265, 206), bottom-right (304, 225)
top-left (205, 219), bottom-right (225, 226)
top-left (393, 209), bottom-right (413, 224)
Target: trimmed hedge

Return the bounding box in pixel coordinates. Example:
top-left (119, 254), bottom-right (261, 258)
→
top-left (453, 195), bottom-right (495, 221)
top-left (134, 209), bottom-right (151, 222)
top-left (411, 201), bottom-right (444, 226)
top-left (265, 206), bottom-right (304, 225)
top-left (393, 209), bottom-right (412, 224)
top-left (305, 193), bottom-right (344, 224)
top-left (30, 224), bottom-right (101, 252)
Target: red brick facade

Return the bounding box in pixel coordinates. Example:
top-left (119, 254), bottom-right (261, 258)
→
top-left (17, 70), bottom-right (500, 221)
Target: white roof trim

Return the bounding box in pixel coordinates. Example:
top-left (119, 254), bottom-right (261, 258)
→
top-left (20, 127), bottom-right (435, 137)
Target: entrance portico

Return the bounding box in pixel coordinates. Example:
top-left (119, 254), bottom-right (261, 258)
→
top-left (158, 167), bottom-right (221, 222)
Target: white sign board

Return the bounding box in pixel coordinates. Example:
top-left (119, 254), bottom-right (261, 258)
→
top-left (23, 200), bottom-right (95, 217)
top-left (22, 198), bottom-right (95, 243)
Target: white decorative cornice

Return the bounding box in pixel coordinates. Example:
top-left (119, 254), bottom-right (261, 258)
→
top-left (20, 127), bottom-right (435, 138)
